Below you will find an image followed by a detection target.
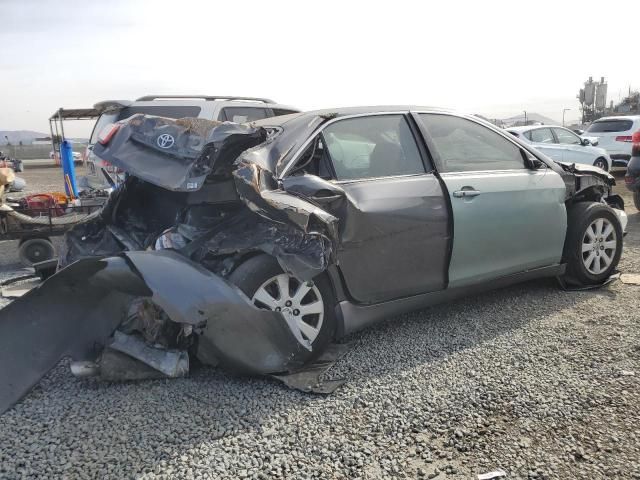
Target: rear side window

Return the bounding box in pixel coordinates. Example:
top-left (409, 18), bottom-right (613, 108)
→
top-left (586, 119), bottom-right (633, 133)
top-left (272, 108), bottom-right (299, 117)
top-left (529, 128), bottom-right (555, 144)
top-left (323, 115), bottom-right (425, 180)
top-left (118, 105), bottom-right (201, 121)
top-left (420, 114), bottom-right (525, 173)
top-left (219, 107), bottom-right (269, 123)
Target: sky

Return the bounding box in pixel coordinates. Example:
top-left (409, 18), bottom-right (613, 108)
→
top-left (0, 0), bottom-right (636, 137)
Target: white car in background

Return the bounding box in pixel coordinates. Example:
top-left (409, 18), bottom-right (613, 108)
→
top-left (583, 115), bottom-right (640, 168)
top-left (507, 125), bottom-right (612, 171)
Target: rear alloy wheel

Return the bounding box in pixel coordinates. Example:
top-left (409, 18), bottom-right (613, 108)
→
top-left (252, 273), bottom-right (325, 344)
top-left (228, 254), bottom-right (336, 356)
top-left (563, 202), bottom-right (622, 285)
top-left (593, 157), bottom-right (608, 171)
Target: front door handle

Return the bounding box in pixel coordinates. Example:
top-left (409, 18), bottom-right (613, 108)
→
top-left (452, 188), bottom-right (481, 198)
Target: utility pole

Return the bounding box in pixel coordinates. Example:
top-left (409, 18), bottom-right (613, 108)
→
top-left (562, 108), bottom-right (571, 127)
top-left (523, 111), bottom-right (527, 126)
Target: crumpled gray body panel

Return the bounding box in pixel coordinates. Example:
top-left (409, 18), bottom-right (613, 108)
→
top-left (0, 250), bottom-right (311, 415)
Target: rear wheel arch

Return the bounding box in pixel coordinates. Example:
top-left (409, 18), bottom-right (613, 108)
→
top-left (228, 253), bottom-right (339, 353)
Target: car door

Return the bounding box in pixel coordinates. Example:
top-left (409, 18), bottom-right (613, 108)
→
top-left (417, 113), bottom-right (567, 288)
top-left (527, 127), bottom-right (564, 161)
top-left (284, 113), bottom-right (450, 304)
top-left (551, 127), bottom-right (592, 165)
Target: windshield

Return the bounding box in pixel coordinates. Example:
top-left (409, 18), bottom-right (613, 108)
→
top-left (585, 119), bottom-right (633, 133)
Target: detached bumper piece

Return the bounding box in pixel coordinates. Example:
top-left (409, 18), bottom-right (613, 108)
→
top-left (0, 250), bottom-right (315, 415)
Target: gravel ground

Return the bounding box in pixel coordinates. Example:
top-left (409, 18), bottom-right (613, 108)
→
top-left (0, 167), bottom-right (638, 479)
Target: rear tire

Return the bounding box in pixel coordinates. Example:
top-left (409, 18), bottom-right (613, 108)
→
top-left (562, 202), bottom-right (622, 286)
top-left (593, 157), bottom-right (609, 171)
top-left (18, 238), bottom-right (55, 266)
top-left (228, 254), bottom-right (336, 359)
top-left (634, 192), bottom-right (640, 211)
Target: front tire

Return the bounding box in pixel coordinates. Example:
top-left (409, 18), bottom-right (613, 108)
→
top-left (562, 202), bottom-right (622, 286)
top-left (593, 157), bottom-right (609, 171)
top-left (228, 254), bottom-right (336, 358)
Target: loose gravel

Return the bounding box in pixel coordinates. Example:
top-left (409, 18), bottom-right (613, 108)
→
top-left (0, 168), bottom-right (638, 479)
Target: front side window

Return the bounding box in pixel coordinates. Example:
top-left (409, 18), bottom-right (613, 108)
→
top-left (322, 115), bottom-right (425, 180)
top-left (419, 114), bottom-right (525, 172)
top-left (220, 107), bottom-right (269, 123)
top-left (529, 128), bottom-right (555, 144)
top-left (553, 128), bottom-right (581, 145)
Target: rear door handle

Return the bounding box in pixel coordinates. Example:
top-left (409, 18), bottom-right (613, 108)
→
top-left (452, 189), bottom-right (481, 198)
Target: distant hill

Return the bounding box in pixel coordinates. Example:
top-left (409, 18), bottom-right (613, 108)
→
top-left (0, 130), bottom-right (49, 145)
top-left (0, 131), bottom-right (88, 145)
top-left (500, 112), bottom-right (559, 127)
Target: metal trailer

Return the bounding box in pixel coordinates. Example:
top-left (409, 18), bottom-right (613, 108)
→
top-left (48, 107), bottom-right (101, 165)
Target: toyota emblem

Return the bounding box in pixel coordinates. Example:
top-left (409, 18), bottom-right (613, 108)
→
top-left (156, 133), bottom-right (175, 149)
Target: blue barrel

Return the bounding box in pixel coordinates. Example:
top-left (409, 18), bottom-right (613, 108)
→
top-left (60, 140), bottom-right (78, 197)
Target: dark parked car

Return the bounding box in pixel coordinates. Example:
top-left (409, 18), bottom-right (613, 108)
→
top-left (0, 107), bottom-right (628, 413)
top-left (624, 131), bottom-right (640, 210)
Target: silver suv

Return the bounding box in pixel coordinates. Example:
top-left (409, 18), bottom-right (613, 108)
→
top-left (84, 95), bottom-right (299, 188)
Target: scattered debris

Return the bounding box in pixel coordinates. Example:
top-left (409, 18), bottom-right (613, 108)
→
top-left (620, 273), bottom-right (640, 285)
top-left (271, 343), bottom-right (351, 394)
top-left (478, 469), bottom-right (507, 480)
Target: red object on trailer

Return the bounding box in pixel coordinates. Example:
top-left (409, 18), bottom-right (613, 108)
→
top-left (19, 194), bottom-right (66, 218)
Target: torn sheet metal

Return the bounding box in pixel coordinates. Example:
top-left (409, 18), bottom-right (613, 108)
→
top-left (0, 250), bottom-right (312, 414)
top-left (93, 115), bottom-right (268, 192)
top-left (124, 250), bottom-right (312, 371)
top-left (271, 343), bottom-right (351, 394)
top-left (109, 331), bottom-right (189, 378)
top-left (0, 256), bottom-right (149, 414)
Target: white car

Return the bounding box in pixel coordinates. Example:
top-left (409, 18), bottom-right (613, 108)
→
top-left (507, 125), bottom-right (612, 171)
top-left (49, 150), bottom-right (82, 162)
top-left (583, 115), bottom-right (640, 168)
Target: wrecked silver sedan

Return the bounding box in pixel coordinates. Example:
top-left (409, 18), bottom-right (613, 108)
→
top-left (0, 107), bottom-right (627, 413)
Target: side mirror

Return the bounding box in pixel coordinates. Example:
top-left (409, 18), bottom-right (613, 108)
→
top-left (530, 158), bottom-right (546, 169)
top-left (282, 174), bottom-right (345, 204)
top-left (581, 138), bottom-right (591, 146)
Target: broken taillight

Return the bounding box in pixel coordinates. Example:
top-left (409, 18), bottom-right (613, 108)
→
top-left (632, 131), bottom-right (640, 157)
top-left (97, 123), bottom-right (120, 145)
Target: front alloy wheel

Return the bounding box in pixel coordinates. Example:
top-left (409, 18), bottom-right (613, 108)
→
top-left (581, 218), bottom-right (617, 275)
top-left (563, 202), bottom-right (623, 285)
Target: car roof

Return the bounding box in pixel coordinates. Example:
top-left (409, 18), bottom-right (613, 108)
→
top-left (252, 105), bottom-right (455, 127)
top-left (95, 96), bottom-right (298, 112)
top-left (591, 115), bottom-right (640, 122)
top-left (507, 125), bottom-right (565, 132)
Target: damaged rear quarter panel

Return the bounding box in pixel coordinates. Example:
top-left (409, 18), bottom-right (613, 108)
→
top-left (0, 250), bottom-right (314, 415)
